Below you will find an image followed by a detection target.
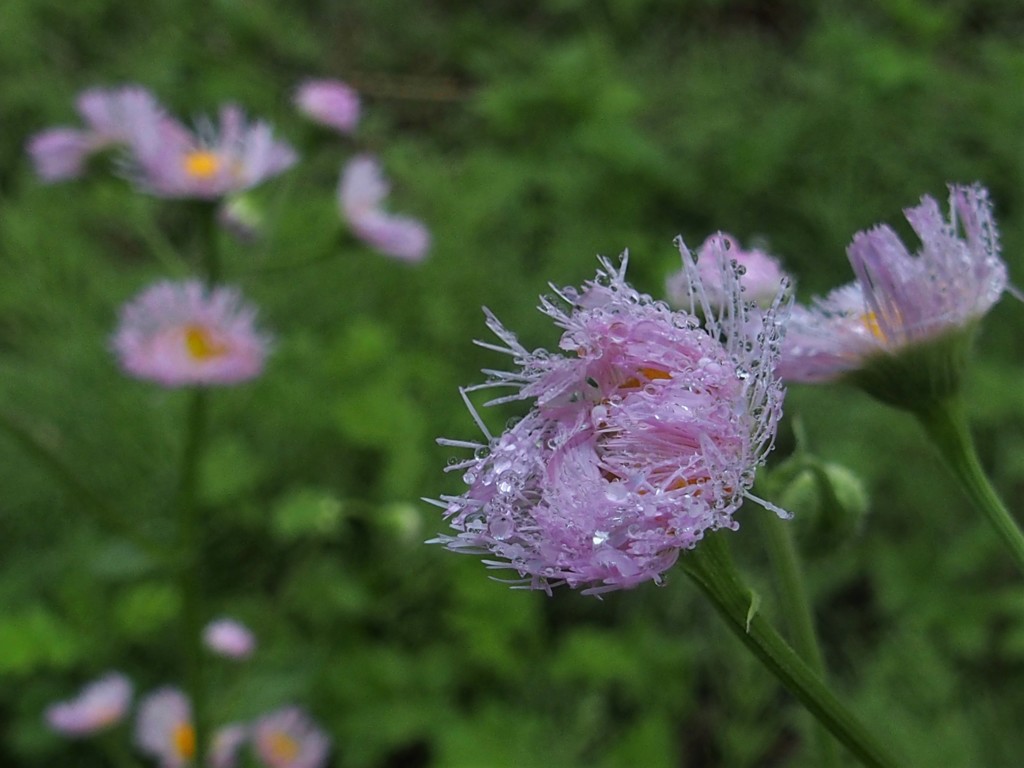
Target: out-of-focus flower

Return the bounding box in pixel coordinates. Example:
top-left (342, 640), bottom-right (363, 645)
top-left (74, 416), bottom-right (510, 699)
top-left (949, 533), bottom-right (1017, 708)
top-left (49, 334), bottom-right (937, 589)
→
top-left (112, 280), bottom-right (269, 387)
top-left (27, 85), bottom-right (165, 182)
top-left (135, 688), bottom-right (194, 768)
top-left (429, 244), bottom-right (790, 595)
top-left (294, 79), bottom-right (360, 134)
top-left (338, 154), bottom-right (429, 262)
top-left (128, 104), bottom-right (296, 199)
top-left (211, 723), bottom-right (249, 768)
top-left (44, 672), bottom-right (133, 737)
top-left (667, 233), bottom-right (787, 309)
top-left (203, 618), bottom-right (256, 659)
top-left (778, 184), bottom-right (1006, 407)
top-left (253, 707), bottom-right (331, 768)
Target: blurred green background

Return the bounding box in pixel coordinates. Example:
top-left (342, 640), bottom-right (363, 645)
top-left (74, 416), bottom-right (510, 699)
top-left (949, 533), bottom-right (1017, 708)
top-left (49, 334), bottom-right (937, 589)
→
top-left (2, 0), bottom-right (1024, 766)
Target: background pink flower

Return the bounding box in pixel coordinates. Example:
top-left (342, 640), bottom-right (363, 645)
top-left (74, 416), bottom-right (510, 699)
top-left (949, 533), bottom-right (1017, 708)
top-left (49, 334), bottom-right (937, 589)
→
top-left (338, 154), bottom-right (430, 262)
top-left (112, 280), bottom-right (269, 387)
top-left (203, 617), bottom-right (256, 659)
top-left (295, 78), bottom-right (361, 134)
top-left (667, 232), bottom-right (788, 309)
top-left (27, 84), bottom-right (164, 182)
top-left (253, 707), bottom-right (330, 768)
top-left (127, 105), bottom-right (297, 199)
top-left (45, 672), bottom-right (133, 737)
top-left (135, 688), bottom-right (194, 768)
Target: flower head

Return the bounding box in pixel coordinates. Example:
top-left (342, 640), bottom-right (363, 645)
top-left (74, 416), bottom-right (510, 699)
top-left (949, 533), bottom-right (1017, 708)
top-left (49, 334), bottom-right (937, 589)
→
top-left (211, 723), bottom-right (249, 768)
top-left (338, 154), bottom-right (430, 262)
top-left (294, 79), bottom-right (360, 134)
top-left (27, 85), bottom-right (165, 182)
top-left (112, 280), bottom-right (269, 387)
top-left (135, 688), bottom-right (194, 768)
top-left (430, 242), bottom-right (790, 595)
top-left (778, 184), bottom-right (1007, 407)
top-left (203, 618), bottom-right (256, 659)
top-left (44, 672), bottom-right (132, 737)
top-left (667, 233), bottom-right (787, 309)
top-left (252, 707), bottom-right (331, 768)
top-left (128, 104), bottom-right (296, 199)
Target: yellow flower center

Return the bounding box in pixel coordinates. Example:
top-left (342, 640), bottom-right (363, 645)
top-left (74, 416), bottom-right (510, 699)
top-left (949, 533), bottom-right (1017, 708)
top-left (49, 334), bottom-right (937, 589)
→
top-left (861, 311), bottom-right (888, 342)
top-left (173, 723), bottom-right (196, 759)
top-left (620, 366), bottom-right (672, 390)
top-left (184, 150), bottom-right (221, 179)
top-left (184, 324), bottom-right (228, 360)
top-left (265, 731), bottom-right (301, 763)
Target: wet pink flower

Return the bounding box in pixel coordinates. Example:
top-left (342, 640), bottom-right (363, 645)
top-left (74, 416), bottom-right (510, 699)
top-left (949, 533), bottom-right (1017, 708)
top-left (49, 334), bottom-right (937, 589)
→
top-left (338, 154), bottom-right (429, 262)
top-left (44, 672), bottom-right (132, 736)
top-left (112, 280), bottom-right (269, 387)
top-left (135, 688), bottom-right (194, 768)
top-left (667, 233), bottom-right (787, 309)
top-left (128, 104), bottom-right (297, 199)
top-left (203, 618), bottom-right (256, 659)
top-left (294, 79), bottom-right (360, 134)
top-left (779, 184), bottom-right (1006, 384)
top-left (27, 85), bottom-right (165, 182)
top-left (429, 243), bottom-right (790, 595)
top-left (253, 707), bottom-right (330, 768)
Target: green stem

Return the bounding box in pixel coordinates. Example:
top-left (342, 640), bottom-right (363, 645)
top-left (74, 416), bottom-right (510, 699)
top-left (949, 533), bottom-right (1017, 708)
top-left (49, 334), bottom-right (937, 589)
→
top-left (177, 388), bottom-right (209, 767)
top-left (138, 208), bottom-right (190, 278)
top-left (0, 411), bottom-right (163, 559)
top-left (681, 533), bottom-right (903, 768)
top-left (198, 204), bottom-right (222, 286)
top-left (915, 396), bottom-right (1024, 576)
top-left (757, 511), bottom-right (841, 768)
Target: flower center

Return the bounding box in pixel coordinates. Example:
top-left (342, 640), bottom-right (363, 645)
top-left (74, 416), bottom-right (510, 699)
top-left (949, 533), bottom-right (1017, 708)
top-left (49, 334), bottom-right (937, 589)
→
top-left (620, 366), bottom-right (671, 390)
top-left (265, 731), bottom-right (301, 763)
top-left (861, 311), bottom-right (888, 342)
top-left (173, 723), bottom-right (196, 759)
top-left (184, 324), bottom-right (228, 360)
top-left (184, 150), bottom-right (221, 179)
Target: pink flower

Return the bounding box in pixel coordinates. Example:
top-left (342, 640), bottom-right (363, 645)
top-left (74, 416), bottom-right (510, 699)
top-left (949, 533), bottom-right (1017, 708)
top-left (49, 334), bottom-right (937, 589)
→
top-left (203, 618), bottom-right (256, 659)
top-left (294, 79), bottom-right (360, 134)
top-left (779, 184), bottom-right (1006, 384)
top-left (211, 723), bottom-right (249, 768)
top-left (112, 280), bottom-right (269, 387)
top-left (429, 243), bottom-right (790, 595)
top-left (27, 85), bottom-right (165, 182)
top-left (128, 104), bottom-right (297, 199)
top-left (667, 233), bottom-right (787, 309)
top-left (338, 154), bottom-right (429, 262)
top-left (135, 688), bottom-right (194, 768)
top-left (44, 672), bottom-right (132, 736)
top-left (253, 707), bottom-right (331, 768)
top-left (27, 129), bottom-right (93, 182)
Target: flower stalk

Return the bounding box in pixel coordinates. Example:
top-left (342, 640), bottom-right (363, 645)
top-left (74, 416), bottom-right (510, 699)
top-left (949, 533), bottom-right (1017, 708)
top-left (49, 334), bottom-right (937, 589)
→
top-left (681, 532), bottom-right (902, 768)
top-left (915, 395), bottom-right (1024, 576)
top-left (176, 387), bottom-right (210, 768)
top-left (756, 510), bottom-right (840, 768)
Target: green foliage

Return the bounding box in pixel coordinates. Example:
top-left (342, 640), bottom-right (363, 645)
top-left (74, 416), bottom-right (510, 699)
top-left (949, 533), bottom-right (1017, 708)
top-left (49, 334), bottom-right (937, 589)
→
top-left (2, 1), bottom-right (1024, 766)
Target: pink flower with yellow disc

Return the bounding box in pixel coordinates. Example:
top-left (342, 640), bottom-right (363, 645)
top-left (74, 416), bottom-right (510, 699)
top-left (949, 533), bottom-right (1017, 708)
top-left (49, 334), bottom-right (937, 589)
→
top-left (252, 707), bottom-right (330, 768)
top-left (778, 184), bottom-right (1006, 399)
top-left (112, 280), bottom-right (269, 387)
top-left (135, 688), bottom-right (195, 768)
top-left (128, 104), bottom-right (296, 199)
